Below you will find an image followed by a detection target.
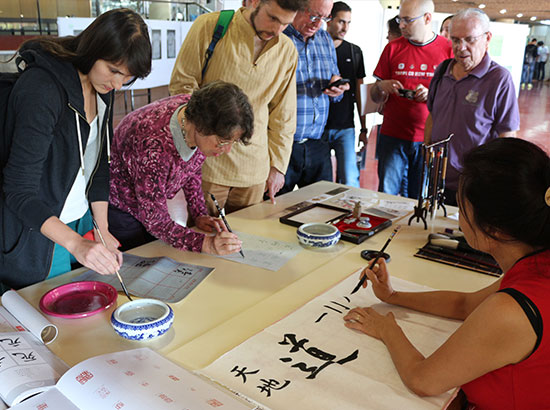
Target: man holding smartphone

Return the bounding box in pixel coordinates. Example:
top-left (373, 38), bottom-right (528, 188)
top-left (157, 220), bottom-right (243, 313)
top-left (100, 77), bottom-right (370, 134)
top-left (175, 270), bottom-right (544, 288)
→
top-left (370, 0), bottom-right (452, 199)
top-left (323, 1), bottom-right (367, 188)
top-left (279, 0), bottom-right (349, 195)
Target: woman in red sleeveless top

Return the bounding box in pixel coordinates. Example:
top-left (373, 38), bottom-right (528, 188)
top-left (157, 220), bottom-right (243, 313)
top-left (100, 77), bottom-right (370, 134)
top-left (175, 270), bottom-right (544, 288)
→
top-left (344, 137), bottom-right (550, 410)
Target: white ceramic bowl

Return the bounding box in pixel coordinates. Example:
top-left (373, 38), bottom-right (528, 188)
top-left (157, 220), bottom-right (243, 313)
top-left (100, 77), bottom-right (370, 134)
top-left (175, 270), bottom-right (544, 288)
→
top-left (111, 299), bottom-right (174, 341)
top-left (297, 223), bottom-right (341, 248)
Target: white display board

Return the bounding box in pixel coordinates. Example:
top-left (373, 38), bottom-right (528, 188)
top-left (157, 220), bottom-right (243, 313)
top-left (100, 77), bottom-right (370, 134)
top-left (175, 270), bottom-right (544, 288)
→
top-left (488, 21), bottom-right (530, 96)
top-left (57, 17), bottom-right (193, 90)
top-left (56, 9), bottom-right (529, 109)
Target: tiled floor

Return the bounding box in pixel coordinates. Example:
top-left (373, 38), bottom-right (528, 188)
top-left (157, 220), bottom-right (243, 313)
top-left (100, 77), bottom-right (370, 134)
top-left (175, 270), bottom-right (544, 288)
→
top-left (360, 80), bottom-right (550, 191)
top-left (113, 82), bottom-right (550, 193)
top-left (516, 80), bottom-right (550, 145)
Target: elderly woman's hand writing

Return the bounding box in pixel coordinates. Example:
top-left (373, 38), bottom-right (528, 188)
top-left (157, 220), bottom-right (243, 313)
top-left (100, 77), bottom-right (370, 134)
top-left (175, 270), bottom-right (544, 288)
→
top-left (201, 231), bottom-right (242, 255)
top-left (195, 214), bottom-right (227, 233)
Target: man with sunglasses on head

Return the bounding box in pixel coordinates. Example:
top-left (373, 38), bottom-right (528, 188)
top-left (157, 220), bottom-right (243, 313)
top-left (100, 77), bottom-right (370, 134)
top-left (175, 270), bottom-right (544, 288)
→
top-left (170, 0), bottom-right (308, 215)
top-left (370, 0), bottom-right (452, 200)
top-left (279, 0), bottom-right (350, 195)
top-left (425, 8), bottom-right (519, 206)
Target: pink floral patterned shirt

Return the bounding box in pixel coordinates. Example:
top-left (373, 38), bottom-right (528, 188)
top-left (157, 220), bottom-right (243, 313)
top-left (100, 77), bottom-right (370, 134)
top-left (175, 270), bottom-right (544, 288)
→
top-left (109, 94), bottom-right (208, 252)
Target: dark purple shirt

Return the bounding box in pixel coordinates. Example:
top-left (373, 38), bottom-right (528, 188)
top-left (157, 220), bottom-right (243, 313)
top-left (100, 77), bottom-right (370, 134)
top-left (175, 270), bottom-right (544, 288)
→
top-left (428, 53), bottom-right (520, 190)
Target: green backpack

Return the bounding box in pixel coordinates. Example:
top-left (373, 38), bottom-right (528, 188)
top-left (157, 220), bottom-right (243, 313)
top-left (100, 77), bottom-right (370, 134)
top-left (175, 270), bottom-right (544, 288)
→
top-left (201, 10), bottom-right (235, 77)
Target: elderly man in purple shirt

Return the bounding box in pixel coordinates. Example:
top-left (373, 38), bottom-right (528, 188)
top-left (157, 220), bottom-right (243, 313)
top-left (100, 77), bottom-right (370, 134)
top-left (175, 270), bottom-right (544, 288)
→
top-left (425, 8), bottom-right (519, 205)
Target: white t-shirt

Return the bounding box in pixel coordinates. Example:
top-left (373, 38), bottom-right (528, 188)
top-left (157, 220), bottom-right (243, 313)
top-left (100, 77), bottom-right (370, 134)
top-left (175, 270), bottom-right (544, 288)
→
top-left (538, 46), bottom-right (549, 63)
top-left (59, 95), bottom-right (105, 223)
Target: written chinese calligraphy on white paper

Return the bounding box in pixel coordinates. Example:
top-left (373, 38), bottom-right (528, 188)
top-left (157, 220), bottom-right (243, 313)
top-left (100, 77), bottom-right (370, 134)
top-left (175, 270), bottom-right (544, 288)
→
top-left (219, 232), bottom-right (302, 271)
top-left (74, 254), bottom-right (215, 303)
top-left (200, 273), bottom-right (462, 410)
top-left (0, 332), bottom-right (67, 406)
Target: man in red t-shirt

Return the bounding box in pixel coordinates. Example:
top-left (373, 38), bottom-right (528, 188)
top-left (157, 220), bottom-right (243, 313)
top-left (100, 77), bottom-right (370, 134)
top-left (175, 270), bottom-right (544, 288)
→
top-left (370, 0), bottom-right (452, 199)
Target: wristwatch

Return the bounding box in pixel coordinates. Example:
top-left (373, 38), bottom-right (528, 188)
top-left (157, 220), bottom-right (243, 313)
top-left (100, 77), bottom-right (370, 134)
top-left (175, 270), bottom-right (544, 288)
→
top-left (360, 128), bottom-right (368, 133)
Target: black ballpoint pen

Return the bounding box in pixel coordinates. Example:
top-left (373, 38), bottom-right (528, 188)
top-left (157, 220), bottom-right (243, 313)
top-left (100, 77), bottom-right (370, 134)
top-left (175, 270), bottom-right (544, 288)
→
top-left (208, 193), bottom-right (245, 258)
top-left (350, 226), bottom-right (401, 294)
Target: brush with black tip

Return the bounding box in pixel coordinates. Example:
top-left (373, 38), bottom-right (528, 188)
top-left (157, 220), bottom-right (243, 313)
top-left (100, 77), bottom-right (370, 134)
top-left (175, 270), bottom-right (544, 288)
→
top-left (351, 226), bottom-right (401, 295)
top-left (208, 192), bottom-right (245, 259)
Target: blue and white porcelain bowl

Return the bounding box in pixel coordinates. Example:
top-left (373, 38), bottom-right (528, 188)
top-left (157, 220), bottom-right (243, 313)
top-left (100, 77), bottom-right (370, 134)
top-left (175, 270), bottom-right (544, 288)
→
top-left (111, 299), bottom-right (174, 341)
top-left (297, 223), bottom-right (341, 248)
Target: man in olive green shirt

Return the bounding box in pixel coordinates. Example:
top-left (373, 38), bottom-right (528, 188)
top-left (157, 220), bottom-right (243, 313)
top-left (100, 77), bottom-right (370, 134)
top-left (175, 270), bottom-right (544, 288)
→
top-left (170, 0), bottom-right (307, 214)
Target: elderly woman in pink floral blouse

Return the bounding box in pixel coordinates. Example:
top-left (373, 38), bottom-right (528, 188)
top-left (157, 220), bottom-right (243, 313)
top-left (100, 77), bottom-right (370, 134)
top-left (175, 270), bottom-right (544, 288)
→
top-left (108, 81), bottom-right (253, 255)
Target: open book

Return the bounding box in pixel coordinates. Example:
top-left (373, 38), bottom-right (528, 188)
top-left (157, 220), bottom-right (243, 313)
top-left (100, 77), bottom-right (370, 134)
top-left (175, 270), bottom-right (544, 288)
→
top-left (0, 291), bottom-right (66, 407)
top-left (11, 348), bottom-right (255, 410)
top-left (0, 330), bottom-right (68, 406)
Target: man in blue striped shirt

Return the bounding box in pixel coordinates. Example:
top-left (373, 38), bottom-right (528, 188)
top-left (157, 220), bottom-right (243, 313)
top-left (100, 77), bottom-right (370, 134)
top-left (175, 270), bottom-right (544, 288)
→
top-left (279, 0), bottom-right (349, 195)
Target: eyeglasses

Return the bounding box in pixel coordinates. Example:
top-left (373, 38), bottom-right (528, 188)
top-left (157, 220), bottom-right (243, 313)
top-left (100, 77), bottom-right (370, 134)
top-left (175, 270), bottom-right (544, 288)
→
top-left (214, 135), bottom-right (238, 148)
top-left (395, 14), bottom-right (425, 25)
top-left (307, 9), bottom-right (332, 23)
top-left (450, 32), bottom-right (488, 47)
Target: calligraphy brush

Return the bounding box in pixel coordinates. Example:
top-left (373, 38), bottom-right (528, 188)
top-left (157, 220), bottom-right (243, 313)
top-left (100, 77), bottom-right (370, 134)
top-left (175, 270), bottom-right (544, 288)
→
top-left (91, 219), bottom-right (133, 301)
top-left (422, 245), bottom-right (501, 270)
top-left (350, 226), bottom-right (401, 295)
top-left (207, 192), bottom-right (245, 258)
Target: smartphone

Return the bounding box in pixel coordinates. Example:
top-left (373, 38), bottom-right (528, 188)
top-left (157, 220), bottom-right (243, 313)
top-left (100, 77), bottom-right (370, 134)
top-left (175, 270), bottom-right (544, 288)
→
top-left (325, 78), bottom-right (350, 90)
top-left (397, 88), bottom-right (416, 100)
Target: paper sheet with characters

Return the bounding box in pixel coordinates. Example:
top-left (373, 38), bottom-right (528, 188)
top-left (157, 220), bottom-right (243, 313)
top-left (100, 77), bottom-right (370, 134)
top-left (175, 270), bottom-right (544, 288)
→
top-left (74, 254), bottom-right (215, 303)
top-left (0, 294), bottom-right (64, 405)
top-left (219, 232), bottom-right (302, 271)
top-left (200, 274), bottom-right (461, 410)
top-left (0, 332), bottom-right (68, 406)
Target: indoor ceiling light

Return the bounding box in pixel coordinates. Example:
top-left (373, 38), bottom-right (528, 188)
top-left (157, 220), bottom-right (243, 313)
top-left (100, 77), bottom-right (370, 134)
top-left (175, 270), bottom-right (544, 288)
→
top-left (517, 13), bottom-right (523, 18)
top-left (478, 4), bottom-right (486, 9)
top-left (499, 9), bottom-right (507, 14)
top-left (530, 16), bottom-right (537, 21)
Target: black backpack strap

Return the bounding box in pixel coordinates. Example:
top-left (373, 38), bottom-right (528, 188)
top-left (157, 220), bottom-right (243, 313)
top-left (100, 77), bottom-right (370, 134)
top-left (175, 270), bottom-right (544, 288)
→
top-left (349, 43), bottom-right (364, 103)
top-left (202, 10), bottom-right (235, 78)
top-left (498, 288), bottom-right (543, 355)
top-left (350, 42), bottom-right (357, 78)
top-left (430, 58), bottom-right (453, 100)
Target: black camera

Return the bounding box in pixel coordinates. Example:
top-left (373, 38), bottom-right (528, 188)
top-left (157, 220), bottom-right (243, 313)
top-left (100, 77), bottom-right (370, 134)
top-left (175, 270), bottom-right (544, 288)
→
top-left (398, 88), bottom-right (416, 100)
